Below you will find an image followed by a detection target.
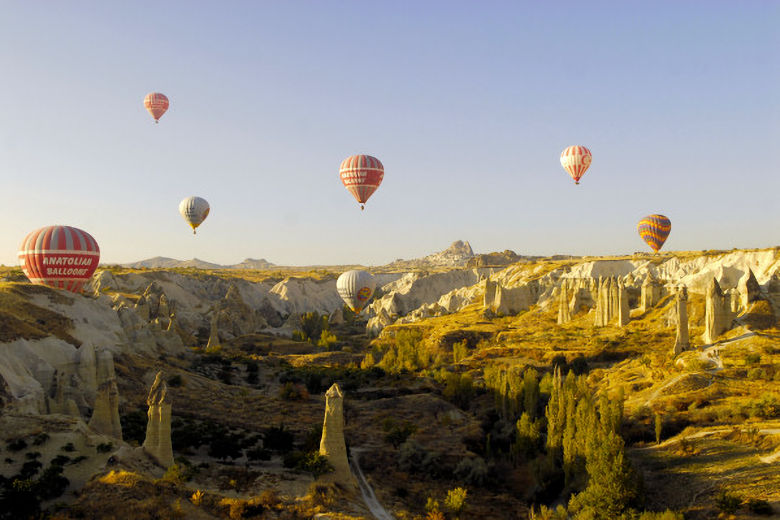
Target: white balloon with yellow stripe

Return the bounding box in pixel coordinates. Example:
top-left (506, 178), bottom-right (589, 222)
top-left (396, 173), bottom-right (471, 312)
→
top-left (179, 196), bottom-right (210, 234)
top-left (336, 270), bottom-right (376, 313)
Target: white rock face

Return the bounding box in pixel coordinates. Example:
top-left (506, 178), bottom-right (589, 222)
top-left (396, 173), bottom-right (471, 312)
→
top-left (88, 348), bottom-right (122, 440)
top-left (143, 372), bottom-right (173, 468)
top-left (673, 287), bottom-right (690, 355)
top-left (319, 383), bottom-right (357, 490)
top-left (703, 278), bottom-right (733, 344)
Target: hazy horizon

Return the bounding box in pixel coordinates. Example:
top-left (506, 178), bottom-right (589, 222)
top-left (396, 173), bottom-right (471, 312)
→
top-left (1, 1), bottom-right (777, 266)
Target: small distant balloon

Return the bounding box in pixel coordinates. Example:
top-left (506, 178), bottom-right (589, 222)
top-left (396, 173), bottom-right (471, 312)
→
top-left (144, 92), bottom-right (169, 123)
top-left (560, 145), bottom-right (592, 185)
top-left (18, 225), bottom-right (100, 293)
top-left (336, 270), bottom-right (376, 313)
top-left (179, 196), bottom-right (210, 234)
top-left (339, 154), bottom-right (384, 210)
top-left (637, 214), bottom-right (671, 253)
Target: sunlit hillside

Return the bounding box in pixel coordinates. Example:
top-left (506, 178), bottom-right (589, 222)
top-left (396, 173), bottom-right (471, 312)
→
top-left (0, 247), bottom-right (778, 519)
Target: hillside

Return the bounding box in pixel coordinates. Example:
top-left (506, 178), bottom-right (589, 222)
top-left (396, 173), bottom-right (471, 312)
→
top-left (0, 247), bottom-right (778, 519)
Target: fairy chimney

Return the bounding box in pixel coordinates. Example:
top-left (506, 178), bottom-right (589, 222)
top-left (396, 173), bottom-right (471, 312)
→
top-left (703, 278), bottom-right (731, 344)
top-left (319, 383), bottom-right (357, 490)
top-left (143, 372), bottom-right (173, 468)
top-left (672, 287), bottom-right (689, 355)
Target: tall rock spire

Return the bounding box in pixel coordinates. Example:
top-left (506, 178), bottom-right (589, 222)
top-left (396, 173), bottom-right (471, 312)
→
top-left (143, 371), bottom-right (173, 468)
top-left (319, 383), bottom-right (357, 490)
top-left (672, 286), bottom-right (689, 355)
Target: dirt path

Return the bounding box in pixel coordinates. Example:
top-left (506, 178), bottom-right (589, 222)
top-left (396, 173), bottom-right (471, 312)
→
top-left (350, 448), bottom-right (394, 520)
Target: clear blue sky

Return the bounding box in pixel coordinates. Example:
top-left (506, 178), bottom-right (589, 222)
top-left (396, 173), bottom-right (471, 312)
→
top-left (1, 1), bottom-right (777, 266)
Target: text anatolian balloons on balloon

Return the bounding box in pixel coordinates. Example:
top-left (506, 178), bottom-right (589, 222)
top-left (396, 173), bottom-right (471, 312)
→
top-left (18, 225), bottom-right (100, 293)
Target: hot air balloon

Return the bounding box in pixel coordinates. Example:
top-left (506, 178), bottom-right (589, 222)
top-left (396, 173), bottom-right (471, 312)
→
top-left (144, 92), bottom-right (169, 123)
top-left (560, 145), bottom-right (592, 184)
top-left (18, 225), bottom-right (100, 293)
top-left (638, 214), bottom-right (671, 253)
top-left (339, 154), bottom-right (384, 210)
top-left (179, 196), bottom-right (210, 234)
top-left (336, 270), bottom-right (376, 313)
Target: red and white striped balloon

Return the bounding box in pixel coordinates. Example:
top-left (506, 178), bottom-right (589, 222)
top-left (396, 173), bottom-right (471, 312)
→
top-left (339, 154), bottom-right (384, 210)
top-left (144, 92), bottom-right (169, 123)
top-left (560, 145), bottom-right (592, 184)
top-left (18, 226), bottom-right (100, 293)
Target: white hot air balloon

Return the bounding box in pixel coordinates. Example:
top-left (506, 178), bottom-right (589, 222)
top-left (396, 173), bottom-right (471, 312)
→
top-left (179, 196), bottom-right (210, 234)
top-left (336, 270), bottom-right (376, 313)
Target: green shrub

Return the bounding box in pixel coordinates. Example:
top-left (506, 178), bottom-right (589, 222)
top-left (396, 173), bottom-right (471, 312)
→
top-left (747, 498), bottom-right (773, 515)
top-left (716, 490), bottom-right (741, 513)
top-left (96, 442), bottom-right (114, 453)
top-left (745, 353), bottom-right (761, 365)
top-left (60, 443), bottom-right (75, 452)
top-left (317, 329), bottom-right (338, 349)
top-left (7, 439), bottom-right (27, 452)
top-left (383, 419), bottom-right (417, 448)
top-left (747, 394), bottom-right (780, 419)
top-left (31, 433), bottom-right (49, 446)
top-left (444, 487), bottom-right (468, 516)
top-left (162, 464), bottom-right (186, 485)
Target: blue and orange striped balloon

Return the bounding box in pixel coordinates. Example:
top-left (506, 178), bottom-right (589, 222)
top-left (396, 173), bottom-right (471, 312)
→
top-left (637, 214), bottom-right (671, 252)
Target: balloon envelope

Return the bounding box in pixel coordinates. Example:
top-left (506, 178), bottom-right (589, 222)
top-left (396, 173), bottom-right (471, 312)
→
top-left (336, 270), bottom-right (376, 312)
top-left (637, 214), bottom-right (671, 252)
top-left (179, 196), bottom-right (210, 234)
top-left (144, 92), bottom-right (169, 122)
top-left (560, 145), bottom-right (592, 184)
top-left (18, 225), bottom-right (100, 293)
top-left (339, 154), bottom-right (384, 209)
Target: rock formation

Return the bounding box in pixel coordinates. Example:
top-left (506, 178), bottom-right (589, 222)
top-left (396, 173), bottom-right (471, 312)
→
top-left (557, 283), bottom-right (571, 325)
top-left (211, 284), bottom-right (268, 339)
top-left (328, 307), bottom-right (345, 325)
top-left (483, 280), bottom-right (535, 316)
top-left (640, 273), bottom-right (663, 313)
top-left (206, 312), bottom-right (221, 351)
top-left (143, 371), bottom-right (174, 468)
top-left (319, 383), bottom-right (357, 489)
top-left (88, 348), bottom-right (122, 439)
top-left (594, 277), bottom-right (630, 327)
top-left (738, 268), bottom-right (761, 312)
top-left (672, 287), bottom-right (689, 355)
top-left (702, 278), bottom-right (732, 344)
top-left (617, 278), bottom-right (630, 327)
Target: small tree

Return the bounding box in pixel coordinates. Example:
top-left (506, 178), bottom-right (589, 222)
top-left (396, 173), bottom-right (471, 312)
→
top-left (654, 413), bottom-right (663, 445)
top-left (445, 487), bottom-right (468, 518)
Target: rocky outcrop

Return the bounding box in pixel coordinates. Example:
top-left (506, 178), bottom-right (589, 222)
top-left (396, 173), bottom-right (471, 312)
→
top-left (672, 287), bottom-right (689, 355)
top-left (319, 384), bottom-right (357, 489)
top-left (594, 277), bottom-right (629, 327)
top-left (483, 280), bottom-right (535, 316)
top-left (206, 313), bottom-right (221, 351)
top-left (557, 283), bottom-right (571, 325)
top-left (211, 284), bottom-right (268, 339)
top-left (467, 250), bottom-right (525, 268)
top-left (738, 268), bottom-right (761, 312)
top-left (640, 273), bottom-right (664, 312)
top-left (87, 349), bottom-right (122, 439)
top-left (702, 278), bottom-right (732, 344)
top-left (328, 307), bottom-right (345, 326)
top-left (388, 240), bottom-right (475, 269)
top-left (617, 279), bottom-right (630, 327)
top-left (143, 372), bottom-right (173, 468)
